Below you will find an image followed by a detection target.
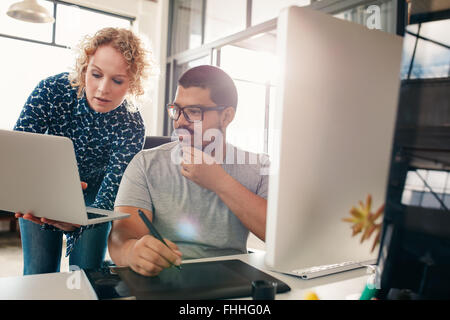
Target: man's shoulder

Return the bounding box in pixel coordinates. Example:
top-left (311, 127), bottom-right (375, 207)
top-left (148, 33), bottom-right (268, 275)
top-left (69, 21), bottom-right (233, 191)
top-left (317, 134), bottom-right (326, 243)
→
top-left (138, 141), bottom-right (179, 161)
top-left (223, 144), bottom-right (270, 179)
top-left (126, 141), bottom-right (180, 179)
top-left (225, 143), bottom-right (270, 166)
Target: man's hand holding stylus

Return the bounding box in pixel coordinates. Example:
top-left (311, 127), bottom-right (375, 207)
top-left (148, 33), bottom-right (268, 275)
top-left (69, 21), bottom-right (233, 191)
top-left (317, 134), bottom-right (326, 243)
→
top-left (125, 235), bottom-right (182, 277)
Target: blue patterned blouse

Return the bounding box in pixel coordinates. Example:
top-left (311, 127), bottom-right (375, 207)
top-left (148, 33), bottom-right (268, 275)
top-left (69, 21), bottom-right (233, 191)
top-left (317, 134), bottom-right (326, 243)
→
top-left (14, 72), bottom-right (145, 256)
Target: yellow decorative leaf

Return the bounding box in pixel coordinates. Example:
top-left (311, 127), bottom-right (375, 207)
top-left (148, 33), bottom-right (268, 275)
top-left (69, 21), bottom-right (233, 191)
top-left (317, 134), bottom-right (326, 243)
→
top-left (342, 194), bottom-right (384, 252)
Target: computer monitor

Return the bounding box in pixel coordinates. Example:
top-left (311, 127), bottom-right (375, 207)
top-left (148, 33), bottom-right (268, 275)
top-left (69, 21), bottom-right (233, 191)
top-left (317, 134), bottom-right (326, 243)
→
top-left (264, 6), bottom-right (404, 275)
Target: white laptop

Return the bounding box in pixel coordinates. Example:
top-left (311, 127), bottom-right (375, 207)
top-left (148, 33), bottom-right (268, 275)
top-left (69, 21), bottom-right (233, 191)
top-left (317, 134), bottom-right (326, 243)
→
top-left (264, 7), bottom-right (403, 279)
top-left (0, 129), bottom-right (129, 225)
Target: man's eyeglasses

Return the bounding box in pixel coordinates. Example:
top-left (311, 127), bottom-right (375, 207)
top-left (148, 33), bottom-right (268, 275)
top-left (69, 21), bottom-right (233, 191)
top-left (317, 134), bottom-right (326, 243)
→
top-left (167, 103), bottom-right (228, 123)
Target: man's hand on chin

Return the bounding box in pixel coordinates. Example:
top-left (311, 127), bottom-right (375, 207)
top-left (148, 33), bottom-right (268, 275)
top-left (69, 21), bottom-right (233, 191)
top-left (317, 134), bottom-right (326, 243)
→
top-left (180, 146), bottom-right (229, 192)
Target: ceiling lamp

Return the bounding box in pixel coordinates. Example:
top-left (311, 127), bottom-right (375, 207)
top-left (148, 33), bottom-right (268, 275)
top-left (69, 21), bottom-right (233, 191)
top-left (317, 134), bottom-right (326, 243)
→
top-left (7, 0), bottom-right (55, 23)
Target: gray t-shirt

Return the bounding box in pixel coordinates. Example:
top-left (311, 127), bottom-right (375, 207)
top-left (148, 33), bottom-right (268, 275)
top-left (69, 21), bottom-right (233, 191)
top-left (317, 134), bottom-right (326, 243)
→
top-left (114, 141), bottom-right (270, 260)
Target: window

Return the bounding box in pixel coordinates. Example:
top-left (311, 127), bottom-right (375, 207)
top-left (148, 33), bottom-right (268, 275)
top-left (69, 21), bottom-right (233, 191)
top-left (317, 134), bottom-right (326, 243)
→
top-left (169, 0), bottom-right (203, 55)
top-left (0, 37), bottom-right (73, 130)
top-left (0, 1), bottom-right (133, 130)
top-left (401, 19), bottom-right (450, 79)
top-left (55, 3), bottom-right (131, 48)
top-left (402, 170), bottom-right (450, 210)
top-left (251, 0), bottom-right (311, 26)
top-left (220, 43), bottom-right (277, 154)
top-left (204, 0), bottom-right (246, 43)
top-left (395, 12), bottom-right (449, 212)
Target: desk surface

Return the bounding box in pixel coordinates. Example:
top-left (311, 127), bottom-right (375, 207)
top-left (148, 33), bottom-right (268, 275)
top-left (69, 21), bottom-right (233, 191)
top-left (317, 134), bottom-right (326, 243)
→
top-left (0, 251), bottom-right (370, 300)
top-left (0, 269), bottom-right (97, 300)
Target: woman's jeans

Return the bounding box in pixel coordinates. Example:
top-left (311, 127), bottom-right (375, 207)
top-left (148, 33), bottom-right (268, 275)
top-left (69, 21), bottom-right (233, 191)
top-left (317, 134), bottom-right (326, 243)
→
top-left (19, 218), bottom-right (111, 275)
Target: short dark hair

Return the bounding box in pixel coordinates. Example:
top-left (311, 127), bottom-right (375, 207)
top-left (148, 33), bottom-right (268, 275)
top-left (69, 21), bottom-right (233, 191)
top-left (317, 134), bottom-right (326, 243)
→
top-left (178, 65), bottom-right (238, 109)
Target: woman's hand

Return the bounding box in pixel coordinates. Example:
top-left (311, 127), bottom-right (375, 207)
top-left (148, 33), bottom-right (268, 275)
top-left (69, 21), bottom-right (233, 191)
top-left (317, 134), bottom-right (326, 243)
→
top-left (14, 212), bottom-right (81, 232)
top-left (14, 181), bottom-right (87, 232)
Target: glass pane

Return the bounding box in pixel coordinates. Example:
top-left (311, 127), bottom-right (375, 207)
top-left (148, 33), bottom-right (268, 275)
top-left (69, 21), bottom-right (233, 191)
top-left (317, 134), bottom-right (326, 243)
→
top-left (220, 44), bottom-right (277, 84)
top-left (251, 0), bottom-right (310, 26)
top-left (422, 192), bottom-right (444, 209)
top-left (188, 55), bottom-right (211, 68)
top-left (426, 170), bottom-right (447, 193)
top-left (404, 170), bottom-right (426, 191)
top-left (204, 0), bottom-right (246, 43)
top-left (170, 0), bottom-right (203, 54)
top-left (406, 24), bottom-right (419, 34)
top-left (334, 0), bottom-right (396, 34)
top-left (400, 32), bottom-right (418, 79)
top-left (55, 3), bottom-right (131, 48)
top-left (417, 19), bottom-right (450, 47)
top-left (0, 37), bottom-right (73, 130)
top-left (405, 19), bottom-right (450, 80)
top-left (401, 189), bottom-right (422, 206)
top-left (410, 37), bottom-right (450, 79)
top-left (0, 0), bottom-right (53, 42)
top-left (226, 81), bottom-right (266, 154)
top-left (445, 195), bottom-right (450, 209)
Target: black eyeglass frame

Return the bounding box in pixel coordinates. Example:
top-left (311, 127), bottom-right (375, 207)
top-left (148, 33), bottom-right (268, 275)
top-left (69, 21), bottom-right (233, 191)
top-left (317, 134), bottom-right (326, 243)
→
top-left (166, 103), bottom-right (229, 123)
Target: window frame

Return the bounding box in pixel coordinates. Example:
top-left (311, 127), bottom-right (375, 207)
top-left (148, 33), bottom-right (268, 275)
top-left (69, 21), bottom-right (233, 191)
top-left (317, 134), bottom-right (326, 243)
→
top-left (0, 0), bottom-right (135, 50)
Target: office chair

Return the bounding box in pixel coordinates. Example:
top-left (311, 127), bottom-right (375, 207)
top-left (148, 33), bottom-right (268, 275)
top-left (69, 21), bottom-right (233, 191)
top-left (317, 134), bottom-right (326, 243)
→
top-left (143, 136), bottom-right (172, 149)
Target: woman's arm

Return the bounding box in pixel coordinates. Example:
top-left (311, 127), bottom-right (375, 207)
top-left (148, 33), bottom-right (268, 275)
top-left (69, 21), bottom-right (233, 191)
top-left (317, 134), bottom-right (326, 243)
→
top-left (64, 116), bottom-right (145, 255)
top-left (91, 120), bottom-right (146, 211)
top-left (14, 78), bottom-right (52, 133)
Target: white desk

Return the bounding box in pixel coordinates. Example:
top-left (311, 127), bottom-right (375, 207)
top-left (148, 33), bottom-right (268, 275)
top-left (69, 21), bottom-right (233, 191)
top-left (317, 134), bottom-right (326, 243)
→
top-left (0, 251), bottom-right (371, 300)
top-left (0, 269), bottom-right (97, 300)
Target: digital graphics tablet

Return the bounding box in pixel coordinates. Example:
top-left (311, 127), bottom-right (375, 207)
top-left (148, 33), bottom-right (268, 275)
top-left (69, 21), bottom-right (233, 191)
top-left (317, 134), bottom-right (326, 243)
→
top-left (85, 259), bottom-right (291, 300)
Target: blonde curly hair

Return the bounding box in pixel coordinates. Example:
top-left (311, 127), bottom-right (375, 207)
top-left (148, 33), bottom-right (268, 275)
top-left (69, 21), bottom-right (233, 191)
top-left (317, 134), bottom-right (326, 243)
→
top-left (69, 27), bottom-right (153, 111)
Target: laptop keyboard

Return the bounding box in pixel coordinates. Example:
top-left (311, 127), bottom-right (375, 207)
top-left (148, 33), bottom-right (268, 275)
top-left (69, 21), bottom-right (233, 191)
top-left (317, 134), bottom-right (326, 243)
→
top-left (86, 206), bottom-right (113, 220)
top-left (291, 259), bottom-right (376, 279)
top-left (87, 212), bottom-right (107, 220)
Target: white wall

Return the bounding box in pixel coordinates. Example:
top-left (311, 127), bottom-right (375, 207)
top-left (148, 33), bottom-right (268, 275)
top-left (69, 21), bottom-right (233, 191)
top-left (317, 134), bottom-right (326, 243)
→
top-left (67, 0), bottom-right (169, 136)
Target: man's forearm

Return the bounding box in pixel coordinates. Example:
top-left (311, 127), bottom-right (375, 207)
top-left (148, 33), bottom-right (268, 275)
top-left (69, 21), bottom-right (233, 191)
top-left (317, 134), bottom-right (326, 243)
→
top-left (214, 174), bottom-right (267, 241)
top-left (108, 230), bottom-right (137, 267)
top-left (108, 206), bottom-right (154, 267)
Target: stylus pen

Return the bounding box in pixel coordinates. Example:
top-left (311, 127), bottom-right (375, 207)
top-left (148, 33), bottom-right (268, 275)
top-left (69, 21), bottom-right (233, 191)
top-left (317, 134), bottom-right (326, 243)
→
top-left (138, 209), bottom-right (182, 270)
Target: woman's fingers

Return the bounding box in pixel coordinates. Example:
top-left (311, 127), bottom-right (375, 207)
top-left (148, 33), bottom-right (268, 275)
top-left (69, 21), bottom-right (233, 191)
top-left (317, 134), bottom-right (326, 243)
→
top-left (14, 212), bottom-right (24, 219)
top-left (41, 218), bottom-right (80, 232)
top-left (22, 212), bottom-right (43, 225)
top-left (16, 211), bottom-right (80, 231)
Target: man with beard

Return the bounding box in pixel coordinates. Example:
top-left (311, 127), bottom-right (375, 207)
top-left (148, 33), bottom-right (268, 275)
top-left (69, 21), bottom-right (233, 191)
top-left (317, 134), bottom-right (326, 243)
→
top-left (108, 65), bottom-right (269, 276)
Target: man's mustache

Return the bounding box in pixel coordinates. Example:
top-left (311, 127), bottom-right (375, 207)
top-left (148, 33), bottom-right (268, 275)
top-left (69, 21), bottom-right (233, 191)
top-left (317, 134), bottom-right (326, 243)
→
top-left (174, 127), bottom-right (195, 136)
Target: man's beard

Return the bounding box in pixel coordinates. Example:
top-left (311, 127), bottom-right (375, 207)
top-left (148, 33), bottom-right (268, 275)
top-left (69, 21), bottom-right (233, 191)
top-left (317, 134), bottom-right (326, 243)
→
top-left (173, 123), bottom-right (224, 151)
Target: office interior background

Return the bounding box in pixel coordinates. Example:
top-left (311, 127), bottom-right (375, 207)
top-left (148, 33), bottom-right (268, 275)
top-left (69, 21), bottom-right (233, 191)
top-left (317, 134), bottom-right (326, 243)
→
top-left (0, 0), bottom-right (449, 278)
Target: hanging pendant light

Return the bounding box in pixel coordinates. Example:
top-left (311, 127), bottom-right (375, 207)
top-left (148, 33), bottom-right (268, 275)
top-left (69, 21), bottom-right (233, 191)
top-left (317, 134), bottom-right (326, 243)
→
top-left (7, 0), bottom-right (55, 23)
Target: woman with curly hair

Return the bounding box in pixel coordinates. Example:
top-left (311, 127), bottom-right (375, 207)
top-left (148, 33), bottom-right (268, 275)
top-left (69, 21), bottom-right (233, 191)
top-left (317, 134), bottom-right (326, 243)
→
top-left (14, 27), bottom-right (153, 275)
